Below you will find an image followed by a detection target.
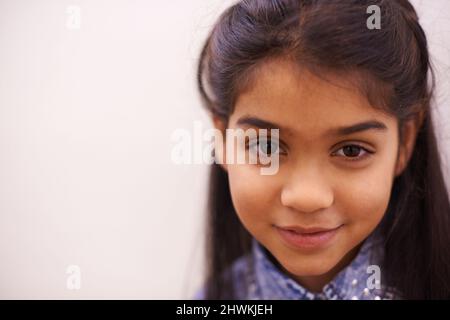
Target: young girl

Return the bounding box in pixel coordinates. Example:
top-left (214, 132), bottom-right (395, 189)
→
top-left (195, 0), bottom-right (450, 299)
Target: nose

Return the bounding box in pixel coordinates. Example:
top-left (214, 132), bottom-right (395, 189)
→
top-left (280, 165), bottom-right (334, 214)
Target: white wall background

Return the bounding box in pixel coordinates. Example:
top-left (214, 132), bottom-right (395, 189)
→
top-left (0, 0), bottom-right (448, 299)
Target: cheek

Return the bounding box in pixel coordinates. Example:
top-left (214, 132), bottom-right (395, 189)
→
top-left (227, 165), bottom-right (279, 232)
top-left (334, 157), bottom-right (397, 235)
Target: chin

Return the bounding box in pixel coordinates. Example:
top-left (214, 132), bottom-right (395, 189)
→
top-left (280, 258), bottom-right (337, 277)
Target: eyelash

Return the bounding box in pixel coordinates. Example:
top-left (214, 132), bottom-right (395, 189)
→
top-left (246, 137), bottom-right (285, 156)
top-left (246, 138), bottom-right (374, 162)
top-left (331, 144), bottom-right (375, 161)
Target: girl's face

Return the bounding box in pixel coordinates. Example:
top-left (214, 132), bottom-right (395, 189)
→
top-left (215, 59), bottom-right (413, 292)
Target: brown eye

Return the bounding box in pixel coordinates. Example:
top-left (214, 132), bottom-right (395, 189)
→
top-left (333, 144), bottom-right (373, 161)
top-left (259, 139), bottom-right (278, 156)
top-left (342, 145), bottom-right (363, 157)
top-left (248, 138), bottom-right (279, 156)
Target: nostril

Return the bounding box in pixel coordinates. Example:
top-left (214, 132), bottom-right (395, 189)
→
top-left (280, 184), bottom-right (334, 213)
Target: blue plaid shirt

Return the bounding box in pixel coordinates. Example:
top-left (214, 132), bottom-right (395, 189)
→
top-left (194, 230), bottom-right (400, 300)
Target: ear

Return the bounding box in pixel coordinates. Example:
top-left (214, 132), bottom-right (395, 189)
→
top-left (394, 111), bottom-right (425, 177)
top-left (212, 115), bottom-right (228, 172)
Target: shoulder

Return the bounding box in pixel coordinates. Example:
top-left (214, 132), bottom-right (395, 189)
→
top-left (192, 252), bottom-right (255, 300)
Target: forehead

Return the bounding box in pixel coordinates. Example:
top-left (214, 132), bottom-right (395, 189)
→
top-left (231, 59), bottom-right (396, 137)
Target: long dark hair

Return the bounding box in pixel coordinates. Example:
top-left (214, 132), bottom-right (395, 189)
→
top-left (196, 0), bottom-right (450, 299)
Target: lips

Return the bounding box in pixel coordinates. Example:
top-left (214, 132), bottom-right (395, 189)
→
top-left (274, 224), bottom-right (343, 250)
top-left (277, 225), bottom-right (341, 234)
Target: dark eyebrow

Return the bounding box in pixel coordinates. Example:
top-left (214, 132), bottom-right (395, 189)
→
top-left (329, 120), bottom-right (388, 136)
top-left (236, 116), bottom-right (282, 131)
top-left (235, 116), bottom-right (388, 136)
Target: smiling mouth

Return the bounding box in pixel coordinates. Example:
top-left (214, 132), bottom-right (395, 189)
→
top-left (274, 224), bottom-right (343, 250)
